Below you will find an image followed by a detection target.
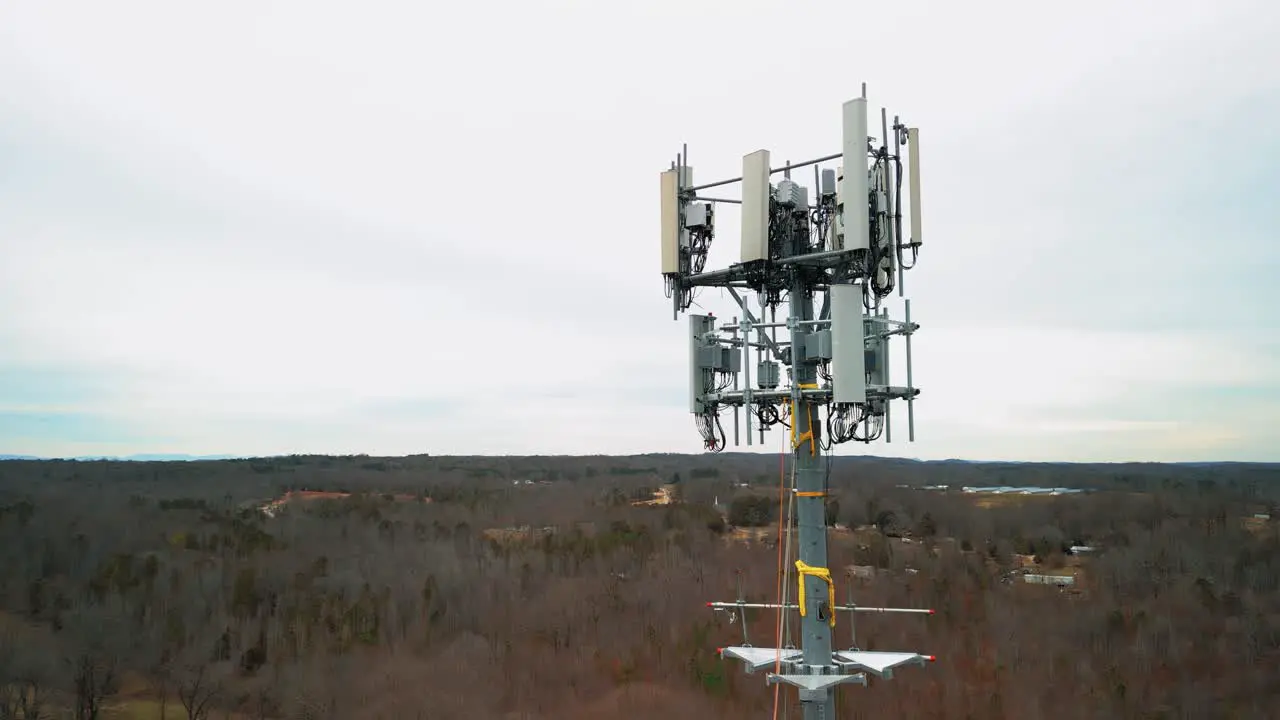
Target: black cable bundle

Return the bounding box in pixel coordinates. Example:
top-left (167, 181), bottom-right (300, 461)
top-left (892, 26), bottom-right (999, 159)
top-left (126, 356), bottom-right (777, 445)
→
top-left (826, 403), bottom-right (884, 445)
top-left (695, 411), bottom-right (726, 453)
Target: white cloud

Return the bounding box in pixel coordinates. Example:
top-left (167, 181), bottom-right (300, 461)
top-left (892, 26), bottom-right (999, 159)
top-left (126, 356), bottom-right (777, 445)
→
top-left (1, 0), bottom-right (1277, 461)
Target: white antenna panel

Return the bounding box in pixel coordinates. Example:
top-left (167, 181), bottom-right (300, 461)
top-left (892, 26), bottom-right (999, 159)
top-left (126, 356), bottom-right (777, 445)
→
top-left (740, 150), bottom-right (771, 262)
top-left (907, 128), bottom-right (922, 246)
top-left (660, 169), bottom-right (680, 274)
top-left (829, 283), bottom-right (866, 403)
top-left (840, 99), bottom-right (869, 251)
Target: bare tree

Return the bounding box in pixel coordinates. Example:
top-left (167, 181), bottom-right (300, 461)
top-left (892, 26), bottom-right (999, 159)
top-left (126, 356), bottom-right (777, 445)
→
top-left (168, 580), bottom-right (233, 720)
top-left (60, 608), bottom-right (128, 720)
top-left (151, 662), bottom-right (175, 720)
top-left (0, 624), bottom-right (56, 720)
top-left (175, 659), bottom-right (227, 720)
top-left (237, 674), bottom-right (282, 720)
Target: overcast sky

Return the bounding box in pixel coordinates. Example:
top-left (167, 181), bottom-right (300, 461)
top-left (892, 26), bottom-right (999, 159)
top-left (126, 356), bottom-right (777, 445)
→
top-left (1, 1), bottom-right (1277, 462)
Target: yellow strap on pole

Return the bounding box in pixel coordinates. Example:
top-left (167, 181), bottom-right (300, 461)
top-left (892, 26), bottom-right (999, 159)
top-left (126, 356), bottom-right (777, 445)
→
top-left (795, 560), bottom-right (836, 627)
top-left (790, 383), bottom-right (820, 456)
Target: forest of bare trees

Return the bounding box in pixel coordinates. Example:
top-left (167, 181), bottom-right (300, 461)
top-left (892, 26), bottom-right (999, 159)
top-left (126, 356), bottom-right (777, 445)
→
top-left (1, 453), bottom-right (1278, 719)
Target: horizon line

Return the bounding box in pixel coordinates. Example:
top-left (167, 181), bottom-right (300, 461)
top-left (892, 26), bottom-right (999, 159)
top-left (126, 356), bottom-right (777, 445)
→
top-left (1, 452), bottom-right (1276, 467)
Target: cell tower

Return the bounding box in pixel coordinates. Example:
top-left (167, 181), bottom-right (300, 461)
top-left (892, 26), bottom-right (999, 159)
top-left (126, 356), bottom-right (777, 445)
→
top-left (658, 85), bottom-right (933, 718)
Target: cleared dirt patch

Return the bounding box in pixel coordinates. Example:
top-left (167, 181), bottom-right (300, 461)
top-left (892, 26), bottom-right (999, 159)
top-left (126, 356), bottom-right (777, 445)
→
top-left (971, 494), bottom-right (1063, 510)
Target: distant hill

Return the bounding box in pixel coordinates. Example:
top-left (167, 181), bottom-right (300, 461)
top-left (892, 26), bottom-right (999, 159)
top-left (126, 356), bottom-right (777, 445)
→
top-left (0, 453), bottom-right (242, 462)
top-left (0, 451), bottom-right (1275, 469)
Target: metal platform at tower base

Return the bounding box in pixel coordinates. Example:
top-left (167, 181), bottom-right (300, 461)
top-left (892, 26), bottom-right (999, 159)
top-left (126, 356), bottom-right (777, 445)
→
top-left (719, 646), bottom-right (934, 682)
top-left (768, 670), bottom-right (867, 694)
top-left (834, 650), bottom-right (933, 679)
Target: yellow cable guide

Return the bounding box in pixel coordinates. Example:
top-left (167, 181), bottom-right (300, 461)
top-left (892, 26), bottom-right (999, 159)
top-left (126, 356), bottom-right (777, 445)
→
top-left (795, 560), bottom-right (836, 627)
top-left (789, 383), bottom-right (820, 456)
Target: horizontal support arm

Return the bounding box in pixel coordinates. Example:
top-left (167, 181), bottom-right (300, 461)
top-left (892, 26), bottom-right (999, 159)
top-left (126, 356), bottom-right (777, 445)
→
top-left (708, 601), bottom-right (934, 615)
top-left (706, 385), bottom-right (920, 406)
top-left (684, 152), bottom-right (843, 193)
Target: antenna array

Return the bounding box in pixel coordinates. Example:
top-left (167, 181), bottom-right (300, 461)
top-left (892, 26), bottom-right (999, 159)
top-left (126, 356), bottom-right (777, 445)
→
top-left (658, 85), bottom-right (932, 717)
